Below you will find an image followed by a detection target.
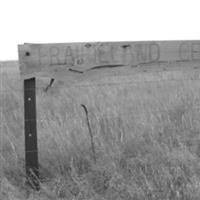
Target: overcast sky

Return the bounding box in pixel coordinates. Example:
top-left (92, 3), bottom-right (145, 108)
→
top-left (0, 0), bottom-right (200, 61)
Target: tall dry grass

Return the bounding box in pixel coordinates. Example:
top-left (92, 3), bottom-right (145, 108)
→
top-left (1, 62), bottom-right (200, 199)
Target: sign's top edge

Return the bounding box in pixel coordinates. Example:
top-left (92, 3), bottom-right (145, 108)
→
top-left (18, 40), bottom-right (200, 46)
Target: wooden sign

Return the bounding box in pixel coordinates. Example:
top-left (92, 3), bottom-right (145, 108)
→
top-left (18, 41), bottom-right (200, 80)
top-left (18, 40), bottom-right (200, 190)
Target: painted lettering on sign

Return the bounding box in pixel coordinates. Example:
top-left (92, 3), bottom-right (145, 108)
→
top-left (179, 42), bottom-right (200, 61)
top-left (37, 42), bottom-right (162, 67)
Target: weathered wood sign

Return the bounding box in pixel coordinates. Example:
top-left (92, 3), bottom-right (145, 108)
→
top-left (19, 41), bottom-right (200, 80)
top-left (18, 40), bottom-right (200, 190)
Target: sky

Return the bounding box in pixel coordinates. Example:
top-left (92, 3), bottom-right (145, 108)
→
top-left (0, 0), bottom-right (200, 61)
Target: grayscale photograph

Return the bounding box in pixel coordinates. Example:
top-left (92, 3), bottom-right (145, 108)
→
top-left (1, 1), bottom-right (200, 200)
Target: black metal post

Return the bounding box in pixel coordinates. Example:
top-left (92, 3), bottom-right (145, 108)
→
top-left (24, 77), bottom-right (40, 190)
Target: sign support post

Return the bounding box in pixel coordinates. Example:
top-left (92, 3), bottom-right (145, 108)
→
top-left (24, 77), bottom-right (39, 190)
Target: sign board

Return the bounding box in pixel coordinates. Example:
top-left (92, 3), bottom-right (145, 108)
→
top-left (18, 41), bottom-right (200, 80)
top-left (18, 40), bottom-right (200, 190)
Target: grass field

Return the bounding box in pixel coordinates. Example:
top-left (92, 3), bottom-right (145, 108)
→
top-left (1, 61), bottom-right (200, 199)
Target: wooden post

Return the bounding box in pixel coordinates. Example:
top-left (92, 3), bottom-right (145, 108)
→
top-left (24, 77), bottom-right (40, 190)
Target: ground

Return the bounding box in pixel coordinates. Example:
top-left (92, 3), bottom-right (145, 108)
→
top-left (1, 61), bottom-right (200, 199)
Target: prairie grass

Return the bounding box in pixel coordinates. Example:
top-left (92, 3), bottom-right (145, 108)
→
top-left (1, 61), bottom-right (200, 199)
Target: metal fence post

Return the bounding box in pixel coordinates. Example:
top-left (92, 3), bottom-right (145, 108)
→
top-left (24, 77), bottom-right (39, 190)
